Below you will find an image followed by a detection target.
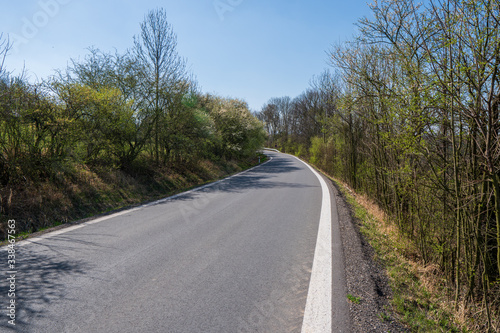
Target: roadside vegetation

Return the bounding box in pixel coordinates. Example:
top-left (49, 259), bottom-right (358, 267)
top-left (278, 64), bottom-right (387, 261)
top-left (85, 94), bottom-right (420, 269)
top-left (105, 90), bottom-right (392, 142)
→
top-left (257, 0), bottom-right (500, 331)
top-left (335, 176), bottom-right (464, 332)
top-left (0, 9), bottom-right (266, 240)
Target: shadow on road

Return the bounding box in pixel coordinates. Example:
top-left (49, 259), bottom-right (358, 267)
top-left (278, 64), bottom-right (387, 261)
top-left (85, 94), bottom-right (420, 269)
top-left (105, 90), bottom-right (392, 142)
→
top-left (152, 154), bottom-right (315, 204)
top-left (252, 155), bottom-right (303, 174)
top-left (0, 153), bottom-right (316, 332)
top-left (0, 246), bottom-right (90, 332)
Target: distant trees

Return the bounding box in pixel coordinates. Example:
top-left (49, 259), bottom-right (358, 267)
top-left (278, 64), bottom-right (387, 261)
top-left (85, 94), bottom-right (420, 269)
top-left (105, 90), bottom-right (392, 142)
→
top-left (258, 70), bottom-right (338, 153)
top-left (257, 0), bottom-right (500, 330)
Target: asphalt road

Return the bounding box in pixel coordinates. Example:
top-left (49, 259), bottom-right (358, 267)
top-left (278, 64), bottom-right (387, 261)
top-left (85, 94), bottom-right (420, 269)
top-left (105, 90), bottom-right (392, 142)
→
top-left (0, 151), bottom-right (350, 333)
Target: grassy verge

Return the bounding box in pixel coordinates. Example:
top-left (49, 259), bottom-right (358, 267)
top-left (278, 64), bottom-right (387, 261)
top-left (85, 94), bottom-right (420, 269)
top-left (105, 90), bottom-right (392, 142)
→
top-left (328, 176), bottom-right (468, 332)
top-left (0, 153), bottom-right (267, 244)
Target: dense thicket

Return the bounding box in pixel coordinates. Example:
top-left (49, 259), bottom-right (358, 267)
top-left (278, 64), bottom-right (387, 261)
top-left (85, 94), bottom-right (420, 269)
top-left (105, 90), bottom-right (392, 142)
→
top-left (0, 10), bottom-right (265, 236)
top-left (258, 0), bottom-right (500, 330)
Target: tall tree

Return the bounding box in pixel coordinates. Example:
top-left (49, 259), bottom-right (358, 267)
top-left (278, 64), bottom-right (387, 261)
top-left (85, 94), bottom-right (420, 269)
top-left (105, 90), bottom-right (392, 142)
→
top-left (0, 34), bottom-right (10, 78)
top-left (133, 8), bottom-right (186, 164)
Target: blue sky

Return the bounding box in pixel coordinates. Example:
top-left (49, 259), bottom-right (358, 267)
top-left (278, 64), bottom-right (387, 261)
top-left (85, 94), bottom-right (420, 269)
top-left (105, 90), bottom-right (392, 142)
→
top-left (1, 0), bottom-right (374, 111)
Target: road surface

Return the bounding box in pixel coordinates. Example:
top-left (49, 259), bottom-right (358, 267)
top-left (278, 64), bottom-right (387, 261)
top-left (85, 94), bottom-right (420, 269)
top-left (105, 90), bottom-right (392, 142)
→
top-left (0, 151), bottom-right (350, 332)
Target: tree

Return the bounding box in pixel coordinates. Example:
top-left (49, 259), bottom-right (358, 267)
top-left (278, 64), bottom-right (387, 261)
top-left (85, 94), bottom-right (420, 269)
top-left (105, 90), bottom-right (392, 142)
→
top-left (52, 83), bottom-right (136, 164)
top-left (0, 34), bottom-right (11, 79)
top-left (257, 1), bottom-right (500, 329)
top-left (133, 8), bottom-right (187, 164)
top-left (201, 95), bottom-right (266, 159)
top-left (258, 102), bottom-right (279, 146)
top-left (54, 48), bottom-right (153, 167)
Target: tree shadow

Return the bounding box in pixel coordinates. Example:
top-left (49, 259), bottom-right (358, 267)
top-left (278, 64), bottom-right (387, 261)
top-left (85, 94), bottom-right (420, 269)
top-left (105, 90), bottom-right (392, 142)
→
top-left (0, 154), bottom-right (315, 331)
top-left (252, 156), bottom-right (303, 174)
top-left (147, 155), bottom-right (315, 205)
top-left (0, 244), bottom-right (91, 332)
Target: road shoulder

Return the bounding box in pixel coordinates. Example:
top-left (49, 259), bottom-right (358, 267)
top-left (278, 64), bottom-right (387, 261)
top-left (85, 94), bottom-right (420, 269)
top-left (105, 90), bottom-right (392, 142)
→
top-left (329, 178), bottom-right (409, 332)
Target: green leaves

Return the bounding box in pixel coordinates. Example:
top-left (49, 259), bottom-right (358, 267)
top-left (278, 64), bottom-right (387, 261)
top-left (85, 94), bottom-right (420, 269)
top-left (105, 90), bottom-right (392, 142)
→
top-left (202, 95), bottom-right (265, 160)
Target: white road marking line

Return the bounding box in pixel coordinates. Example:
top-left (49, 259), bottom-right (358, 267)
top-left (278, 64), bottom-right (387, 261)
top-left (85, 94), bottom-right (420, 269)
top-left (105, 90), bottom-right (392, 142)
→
top-left (3, 155), bottom-right (273, 249)
top-left (296, 157), bottom-right (332, 333)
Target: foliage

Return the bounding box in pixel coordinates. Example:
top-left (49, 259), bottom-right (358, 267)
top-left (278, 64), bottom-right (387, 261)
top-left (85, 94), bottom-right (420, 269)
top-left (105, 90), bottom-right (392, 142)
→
top-left (256, 0), bottom-right (500, 330)
top-left (0, 11), bottom-right (265, 238)
top-left (200, 94), bottom-right (266, 160)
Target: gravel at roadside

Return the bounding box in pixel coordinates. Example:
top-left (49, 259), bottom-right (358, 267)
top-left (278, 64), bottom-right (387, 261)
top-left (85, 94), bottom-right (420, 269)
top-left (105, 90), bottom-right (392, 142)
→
top-left (329, 178), bottom-right (409, 333)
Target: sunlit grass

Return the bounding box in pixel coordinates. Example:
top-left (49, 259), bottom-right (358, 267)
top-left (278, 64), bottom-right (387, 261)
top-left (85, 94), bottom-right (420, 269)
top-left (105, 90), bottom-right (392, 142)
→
top-left (330, 177), bottom-right (466, 333)
top-left (0, 154), bottom-right (262, 245)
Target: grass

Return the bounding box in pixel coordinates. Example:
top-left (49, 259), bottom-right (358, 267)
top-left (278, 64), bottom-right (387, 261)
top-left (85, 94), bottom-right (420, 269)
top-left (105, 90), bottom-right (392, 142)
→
top-left (378, 310), bottom-right (391, 322)
top-left (329, 177), bottom-right (467, 333)
top-left (0, 153), bottom-right (265, 244)
top-left (347, 294), bottom-right (362, 304)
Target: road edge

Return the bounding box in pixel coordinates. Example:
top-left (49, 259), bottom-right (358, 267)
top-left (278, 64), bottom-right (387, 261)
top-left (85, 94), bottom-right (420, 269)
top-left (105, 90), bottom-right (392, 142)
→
top-left (288, 153), bottom-right (351, 333)
top-left (2, 155), bottom-right (274, 249)
top-left (294, 155), bottom-right (333, 333)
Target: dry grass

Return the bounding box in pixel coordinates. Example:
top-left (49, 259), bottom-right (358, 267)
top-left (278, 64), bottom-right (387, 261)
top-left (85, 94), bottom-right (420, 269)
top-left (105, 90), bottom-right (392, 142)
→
top-left (0, 156), bottom-right (255, 241)
top-left (331, 177), bottom-right (481, 332)
top-left (290, 156), bottom-right (498, 331)
top-left (341, 180), bottom-right (500, 332)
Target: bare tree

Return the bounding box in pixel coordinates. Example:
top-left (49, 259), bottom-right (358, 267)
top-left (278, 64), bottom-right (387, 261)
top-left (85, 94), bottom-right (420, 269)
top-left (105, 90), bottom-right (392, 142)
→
top-left (133, 8), bottom-right (187, 164)
top-left (259, 102), bottom-right (279, 146)
top-left (0, 34), bottom-right (12, 79)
